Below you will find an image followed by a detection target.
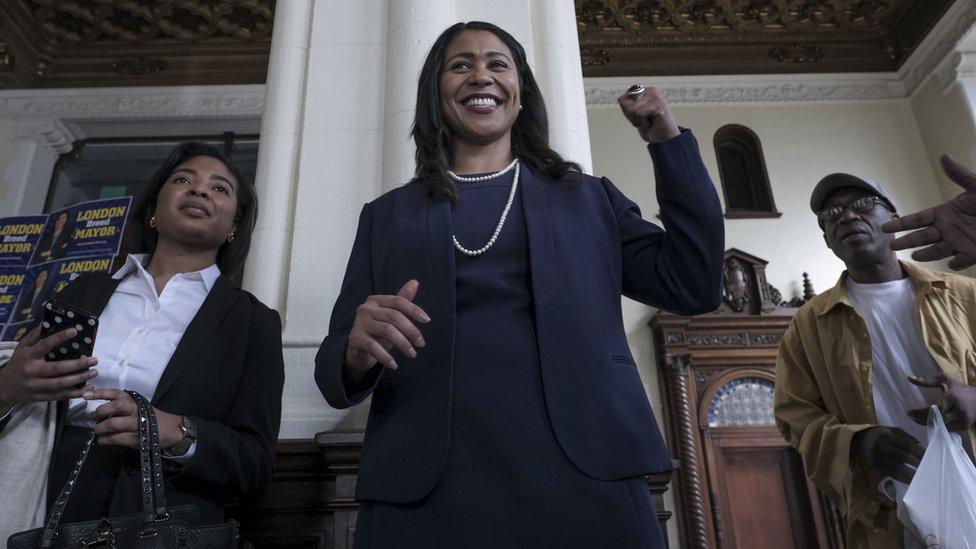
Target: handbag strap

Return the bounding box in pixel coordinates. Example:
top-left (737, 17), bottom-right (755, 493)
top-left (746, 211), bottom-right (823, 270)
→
top-left (39, 391), bottom-right (169, 547)
top-left (127, 390), bottom-right (168, 521)
top-left (40, 431), bottom-right (96, 547)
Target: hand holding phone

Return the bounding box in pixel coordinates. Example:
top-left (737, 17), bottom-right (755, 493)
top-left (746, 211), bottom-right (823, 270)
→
top-left (0, 324), bottom-right (98, 409)
top-left (40, 300), bottom-right (98, 362)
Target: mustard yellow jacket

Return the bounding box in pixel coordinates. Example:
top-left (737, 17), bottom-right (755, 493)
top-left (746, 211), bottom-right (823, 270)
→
top-left (774, 261), bottom-right (976, 548)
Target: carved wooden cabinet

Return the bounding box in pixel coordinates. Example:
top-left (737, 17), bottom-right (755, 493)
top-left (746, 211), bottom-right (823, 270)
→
top-left (649, 249), bottom-right (844, 549)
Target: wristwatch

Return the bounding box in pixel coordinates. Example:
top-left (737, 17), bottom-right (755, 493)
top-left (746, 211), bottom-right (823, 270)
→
top-left (165, 415), bottom-right (197, 457)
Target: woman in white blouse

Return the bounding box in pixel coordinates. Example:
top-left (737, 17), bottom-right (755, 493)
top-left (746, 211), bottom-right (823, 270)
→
top-left (0, 141), bottom-right (284, 528)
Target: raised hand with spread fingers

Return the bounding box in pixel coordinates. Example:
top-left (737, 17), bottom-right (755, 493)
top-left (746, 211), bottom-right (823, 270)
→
top-left (883, 154), bottom-right (976, 270)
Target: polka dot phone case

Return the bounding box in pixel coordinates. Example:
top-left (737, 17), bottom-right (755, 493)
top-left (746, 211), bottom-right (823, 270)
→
top-left (39, 299), bottom-right (98, 364)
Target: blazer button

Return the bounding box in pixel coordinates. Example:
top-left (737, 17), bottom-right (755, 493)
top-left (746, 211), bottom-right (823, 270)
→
top-left (126, 467), bottom-right (137, 477)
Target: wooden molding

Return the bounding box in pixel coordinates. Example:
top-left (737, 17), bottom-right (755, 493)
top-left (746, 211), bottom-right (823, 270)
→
top-left (583, 0), bottom-right (976, 104)
top-left (576, 0), bottom-right (955, 77)
top-left (0, 0), bottom-right (273, 89)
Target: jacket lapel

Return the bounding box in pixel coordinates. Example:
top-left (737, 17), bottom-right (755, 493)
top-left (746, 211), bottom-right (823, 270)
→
top-left (520, 168), bottom-right (556, 304)
top-left (423, 197), bottom-right (456, 321)
top-left (151, 275), bottom-right (240, 404)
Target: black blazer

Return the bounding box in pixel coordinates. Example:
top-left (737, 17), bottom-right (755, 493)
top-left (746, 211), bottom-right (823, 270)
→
top-left (48, 271), bottom-right (285, 522)
top-left (316, 130), bottom-right (725, 503)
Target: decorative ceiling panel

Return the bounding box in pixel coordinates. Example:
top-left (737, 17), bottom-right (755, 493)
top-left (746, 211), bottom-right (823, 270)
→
top-left (0, 0), bottom-right (959, 89)
top-left (0, 0), bottom-right (273, 89)
top-left (576, 0), bottom-right (956, 76)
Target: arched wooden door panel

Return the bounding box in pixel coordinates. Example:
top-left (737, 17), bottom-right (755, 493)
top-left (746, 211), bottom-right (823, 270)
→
top-left (698, 370), bottom-right (830, 548)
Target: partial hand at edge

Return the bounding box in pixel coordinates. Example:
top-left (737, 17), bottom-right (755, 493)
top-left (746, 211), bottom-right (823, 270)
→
top-left (907, 373), bottom-right (976, 433)
top-left (0, 325), bottom-right (98, 409)
top-left (882, 154), bottom-right (976, 270)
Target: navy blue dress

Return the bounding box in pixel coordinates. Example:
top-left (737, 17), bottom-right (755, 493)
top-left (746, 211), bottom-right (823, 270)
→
top-left (355, 172), bottom-right (665, 548)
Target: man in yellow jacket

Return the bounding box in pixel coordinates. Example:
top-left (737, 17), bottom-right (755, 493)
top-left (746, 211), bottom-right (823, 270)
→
top-left (774, 173), bottom-right (976, 548)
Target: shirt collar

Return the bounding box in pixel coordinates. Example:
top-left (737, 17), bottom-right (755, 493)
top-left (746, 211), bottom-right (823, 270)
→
top-left (813, 259), bottom-right (950, 317)
top-left (111, 253), bottom-right (221, 292)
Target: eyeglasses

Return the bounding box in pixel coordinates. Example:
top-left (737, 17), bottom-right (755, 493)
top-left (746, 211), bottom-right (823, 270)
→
top-left (816, 195), bottom-right (887, 224)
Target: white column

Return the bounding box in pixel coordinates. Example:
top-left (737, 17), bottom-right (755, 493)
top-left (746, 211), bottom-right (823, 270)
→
top-left (927, 23), bottom-right (976, 201)
top-left (952, 53), bottom-right (976, 156)
top-left (529, 0), bottom-right (593, 173)
top-left (276, 0), bottom-right (391, 437)
top-left (937, 24), bottom-right (976, 150)
top-left (381, 0), bottom-right (458, 191)
top-left (243, 0), bottom-right (313, 313)
top-left (0, 119), bottom-right (78, 218)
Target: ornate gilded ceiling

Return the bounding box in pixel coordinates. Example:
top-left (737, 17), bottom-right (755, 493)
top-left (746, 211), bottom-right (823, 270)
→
top-left (577, 0), bottom-right (956, 76)
top-left (0, 0), bottom-right (959, 88)
top-left (0, 0), bottom-right (274, 88)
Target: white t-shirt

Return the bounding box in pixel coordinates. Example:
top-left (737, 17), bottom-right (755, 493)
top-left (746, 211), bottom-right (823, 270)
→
top-left (846, 276), bottom-right (946, 549)
top-left (845, 276), bottom-right (942, 445)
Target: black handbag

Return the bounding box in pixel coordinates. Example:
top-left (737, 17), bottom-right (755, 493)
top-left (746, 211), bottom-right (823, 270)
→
top-left (8, 391), bottom-right (240, 549)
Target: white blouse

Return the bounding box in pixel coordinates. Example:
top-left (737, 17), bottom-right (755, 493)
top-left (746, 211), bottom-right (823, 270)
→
top-left (66, 254), bottom-right (220, 458)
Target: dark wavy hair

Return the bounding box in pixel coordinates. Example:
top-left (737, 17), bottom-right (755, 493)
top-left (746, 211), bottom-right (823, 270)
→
top-left (411, 21), bottom-right (582, 202)
top-left (129, 141), bottom-right (257, 276)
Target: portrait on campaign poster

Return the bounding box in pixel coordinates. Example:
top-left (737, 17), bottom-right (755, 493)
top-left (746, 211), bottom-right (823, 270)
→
top-left (11, 262), bottom-right (55, 323)
top-left (30, 208), bottom-right (73, 264)
top-left (29, 197), bottom-right (131, 265)
top-left (0, 267), bottom-right (27, 326)
top-left (0, 215), bottom-right (46, 267)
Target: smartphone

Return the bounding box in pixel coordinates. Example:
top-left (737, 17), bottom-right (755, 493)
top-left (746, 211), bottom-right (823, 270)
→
top-left (40, 300), bottom-right (98, 367)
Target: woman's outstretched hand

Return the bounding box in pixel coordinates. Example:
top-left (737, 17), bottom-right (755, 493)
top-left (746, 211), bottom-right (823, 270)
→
top-left (618, 86), bottom-right (680, 144)
top-left (345, 279), bottom-right (430, 375)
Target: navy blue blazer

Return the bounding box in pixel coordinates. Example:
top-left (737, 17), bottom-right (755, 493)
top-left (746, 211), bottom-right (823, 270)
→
top-left (315, 130), bottom-right (724, 503)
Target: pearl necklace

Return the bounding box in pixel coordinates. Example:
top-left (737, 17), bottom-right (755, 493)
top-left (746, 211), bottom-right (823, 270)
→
top-left (446, 157), bottom-right (519, 183)
top-left (448, 159), bottom-right (520, 257)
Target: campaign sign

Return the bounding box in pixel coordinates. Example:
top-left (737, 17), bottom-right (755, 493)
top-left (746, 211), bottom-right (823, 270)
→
top-left (0, 267), bottom-right (27, 326)
top-left (12, 255), bottom-right (115, 324)
top-left (0, 216), bottom-right (46, 266)
top-left (30, 197), bottom-right (131, 265)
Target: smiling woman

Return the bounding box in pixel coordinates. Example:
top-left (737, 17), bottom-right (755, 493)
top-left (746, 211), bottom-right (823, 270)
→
top-left (412, 21), bottom-right (581, 204)
top-left (315, 20), bottom-right (725, 549)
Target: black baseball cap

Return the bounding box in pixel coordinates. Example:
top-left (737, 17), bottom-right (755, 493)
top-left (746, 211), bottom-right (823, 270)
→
top-left (810, 173), bottom-right (897, 213)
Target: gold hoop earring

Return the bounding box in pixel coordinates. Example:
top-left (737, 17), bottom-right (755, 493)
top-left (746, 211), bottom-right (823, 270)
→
top-left (148, 216), bottom-right (157, 228)
top-left (227, 230), bottom-right (236, 243)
